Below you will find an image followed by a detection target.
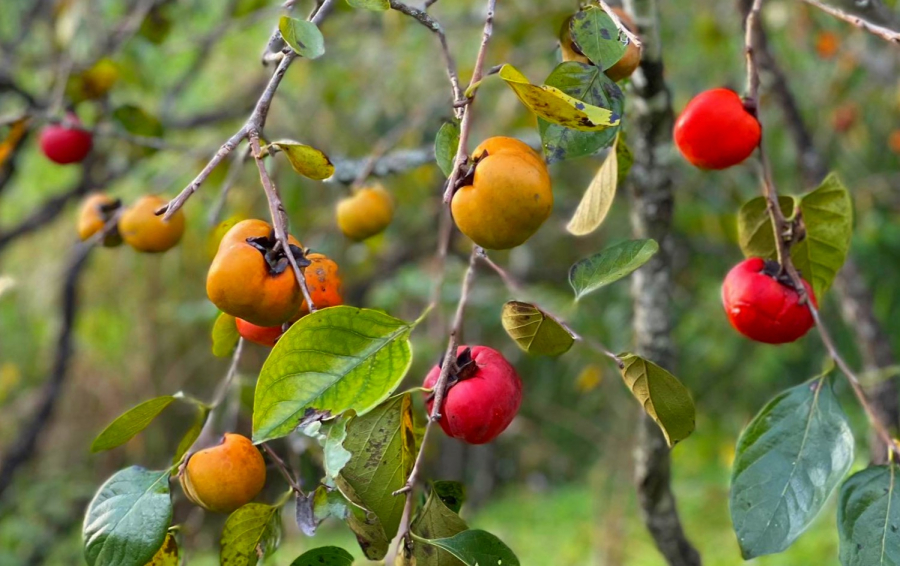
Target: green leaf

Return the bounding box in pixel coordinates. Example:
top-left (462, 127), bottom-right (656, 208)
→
top-left (838, 464), bottom-right (900, 566)
top-left (342, 495), bottom-right (390, 560)
top-left (414, 530), bottom-right (519, 566)
top-left (569, 239), bottom-right (658, 299)
top-left (289, 546), bottom-right (354, 566)
top-left (346, 0), bottom-right (389, 10)
top-left (112, 105), bottom-right (164, 137)
top-left (268, 140), bottom-right (335, 181)
top-left (618, 354), bottom-right (695, 447)
top-left (278, 16), bottom-right (325, 59)
top-left (500, 301), bottom-right (574, 357)
top-left (83, 466), bottom-right (172, 566)
top-left (731, 377), bottom-right (853, 558)
top-left (212, 312), bottom-right (239, 357)
top-left (336, 394), bottom-right (416, 558)
top-left (434, 121), bottom-right (461, 178)
top-left (538, 62), bottom-right (624, 163)
top-left (90, 396), bottom-right (176, 453)
top-left (296, 486), bottom-right (350, 536)
top-left (737, 196), bottom-right (795, 259)
top-left (566, 134), bottom-right (630, 235)
top-left (412, 488), bottom-right (468, 566)
top-left (432, 481), bottom-right (466, 515)
top-left (792, 173), bottom-right (853, 297)
top-left (569, 6), bottom-right (627, 70)
top-left (220, 503), bottom-right (282, 566)
top-left (302, 416), bottom-right (353, 480)
top-left (253, 306), bottom-right (413, 442)
top-left (500, 64), bottom-right (621, 133)
top-left (145, 530), bottom-right (179, 565)
top-left (172, 405), bottom-right (209, 466)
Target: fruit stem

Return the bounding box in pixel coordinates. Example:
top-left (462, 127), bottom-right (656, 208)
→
top-left (262, 443), bottom-right (304, 495)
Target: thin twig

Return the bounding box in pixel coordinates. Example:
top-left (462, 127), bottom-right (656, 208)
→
top-left (801, 0), bottom-right (900, 44)
top-left (262, 443), bottom-right (304, 494)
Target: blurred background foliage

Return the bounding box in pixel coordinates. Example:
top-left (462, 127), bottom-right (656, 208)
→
top-left (1, 0), bottom-right (899, 564)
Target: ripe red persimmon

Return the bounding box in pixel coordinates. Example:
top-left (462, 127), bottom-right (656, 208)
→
top-left (673, 88), bottom-right (761, 170)
top-left (423, 346), bottom-right (522, 445)
top-left (722, 257), bottom-right (817, 344)
top-left (235, 318), bottom-right (283, 348)
top-left (39, 119), bottom-right (93, 164)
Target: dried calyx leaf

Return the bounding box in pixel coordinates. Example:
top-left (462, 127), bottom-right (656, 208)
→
top-left (245, 232), bottom-right (311, 275)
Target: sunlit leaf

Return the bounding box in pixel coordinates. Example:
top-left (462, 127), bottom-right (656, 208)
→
top-left (91, 397), bottom-right (176, 453)
top-left (413, 530), bottom-right (519, 566)
top-left (618, 354), bottom-right (695, 447)
top-left (499, 64), bottom-right (621, 132)
top-left (569, 6), bottom-right (627, 70)
top-left (220, 503), bottom-right (282, 566)
top-left (569, 239), bottom-right (658, 299)
top-left (279, 17), bottom-right (325, 59)
top-left (347, 0), bottom-right (389, 10)
top-left (566, 134), bottom-right (631, 235)
top-left (838, 464), bottom-right (900, 566)
top-left (211, 312), bottom-right (239, 357)
top-left (253, 306), bottom-right (413, 443)
top-left (500, 301), bottom-right (574, 356)
top-left (289, 546), bottom-right (354, 566)
top-left (83, 467), bottom-right (172, 566)
top-left (434, 121), bottom-right (461, 178)
top-left (268, 140), bottom-right (335, 180)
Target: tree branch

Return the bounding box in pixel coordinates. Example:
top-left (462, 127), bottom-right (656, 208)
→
top-left (801, 0), bottom-right (900, 44)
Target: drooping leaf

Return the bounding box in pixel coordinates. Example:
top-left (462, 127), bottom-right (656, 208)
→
top-left (434, 121), bottom-right (461, 178)
top-left (346, 0), bottom-right (389, 10)
top-left (220, 503), bottom-right (282, 566)
top-left (172, 406), bottom-right (210, 466)
top-left (412, 488), bottom-right (468, 566)
top-left (253, 306), bottom-right (413, 443)
top-left (731, 377), bottom-right (853, 558)
top-left (792, 173), bottom-right (853, 297)
top-left (91, 396), bottom-right (176, 453)
top-left (268, 140), bottom-right (335, 181)
top-left (737, 196), bottom-right (795, 259)
top-left (278, 16), bottom-right (325, 59)
top-left (566, 134), bottom-right (631, 235)
top-left (83, 467), bottom-right (172, 566)
top-left (500, 64), bottom-right (621, 132)
top-left (618, 354), bottom-right (695, 446)
top-left (569, 6), bottom-right (627, 70)
top-left (432, 481), bottom-right (466, 515)
top-left (212, 312), bottom-right (240, 357)
top-left (289, 546), bottom-right (354, 566)
top-left (336, 394), bottom-right (416, 558)
top-left (413, 530), bottom-right (519, 566)
top-left (569, 239), bottom-right (658, 299)
top-left (500, 301), bottom-right (574, 356)
top-left (538, 62), bottom-right (625, 163)
top-left (342, 494), bottom-right (390, 560)
top-left (145, 530), bottom-right (179, 566)
top-left (838, 464), bottom-right (900, 566)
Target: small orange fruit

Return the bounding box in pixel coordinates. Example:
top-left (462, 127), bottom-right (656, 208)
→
top-left (179, 433), bottom-right (266, 514)
top-left (336, 184), bottom-right (394, 241)
top-left (119, 195), bottom-right (184, 253)
top-left (77, 193), bottom-right (122, 247)
top-left (299, 253), bottom-right (343, 314)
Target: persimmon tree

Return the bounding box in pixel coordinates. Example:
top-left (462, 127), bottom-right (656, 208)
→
top-left (2, 0), bottom-right (900, 565)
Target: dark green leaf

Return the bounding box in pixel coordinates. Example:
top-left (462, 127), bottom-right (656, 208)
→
top-left (212, 312), bottom-right (239, 357)
top-left (412, 489), bottom-right (468, 566)
top-left (736, 196), bottom-right (795, 260)
top-left (618, 354), bottom-right (695, 447)
top-left (538, 62), bottom-right (624, 163)
top-left (172, 406), bottom-right (209, 466)
top-left (83, 466), bottom-right (172, 566)
top-left (434, 121), bottom-right (461, 178)
top-left (569, 6), bottom-right (627, 70)
top-left (838, 465), bottom-right (900, 566)
top-left (220, 503), bottom-right (281, 566)
top-left (432, 481), bottom-right (466, 514)
top-left (90, 396), bottom-right (175, 453)
top-left (278, 16), bottom-right (325, 59)
top-left (289, 546), bottom-right (353, 566)
top-left (731, 377), bottom-right (853, 558)
top-left (500, 301), bottom-right (574, 356)
top-left (414, 530), bottom-right (519, 566)
top-left (253, 306), bottom-right (413, 443)
top-left (569, 239), bottom-right (658, 299)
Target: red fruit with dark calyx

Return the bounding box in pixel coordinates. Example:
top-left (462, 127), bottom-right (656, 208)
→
top-left (423, 346), bottom-right (522, 445)
top-left (722, 257), bottom-right (817, 344)
top-left (39, 117), bottom-right (93, 164)
top-left (674, 88), bottom-right (761, 170)
top-left (235, 318), bottom-right (283, 348)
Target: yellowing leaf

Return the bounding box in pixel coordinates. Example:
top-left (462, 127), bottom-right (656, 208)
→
top-left (618, 353), bottom-right (695, 447)
top-left (499, 64), bottom-right (620, 132)
top-left (211, 312), bottom-right (239, 357)
top-left (576, 364), bottom-right (603, 393)
top-left (269, 140), bottom-right (335, 181)
top-left (0, 118), bottom-right (29, 168)
top-left (145, 531), bottom-right (179, 565)
top-left (500, 301), bottom-right (575, 357)
top-left (567, 134), bottom-right (631, 235)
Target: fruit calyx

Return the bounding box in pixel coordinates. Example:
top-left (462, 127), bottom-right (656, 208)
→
top-left (760, 259), bottom-right (802, 291)
top-left (428, 347), bottom-right (479, 403)
top-left (245, 230), bottom-right (311, 275)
